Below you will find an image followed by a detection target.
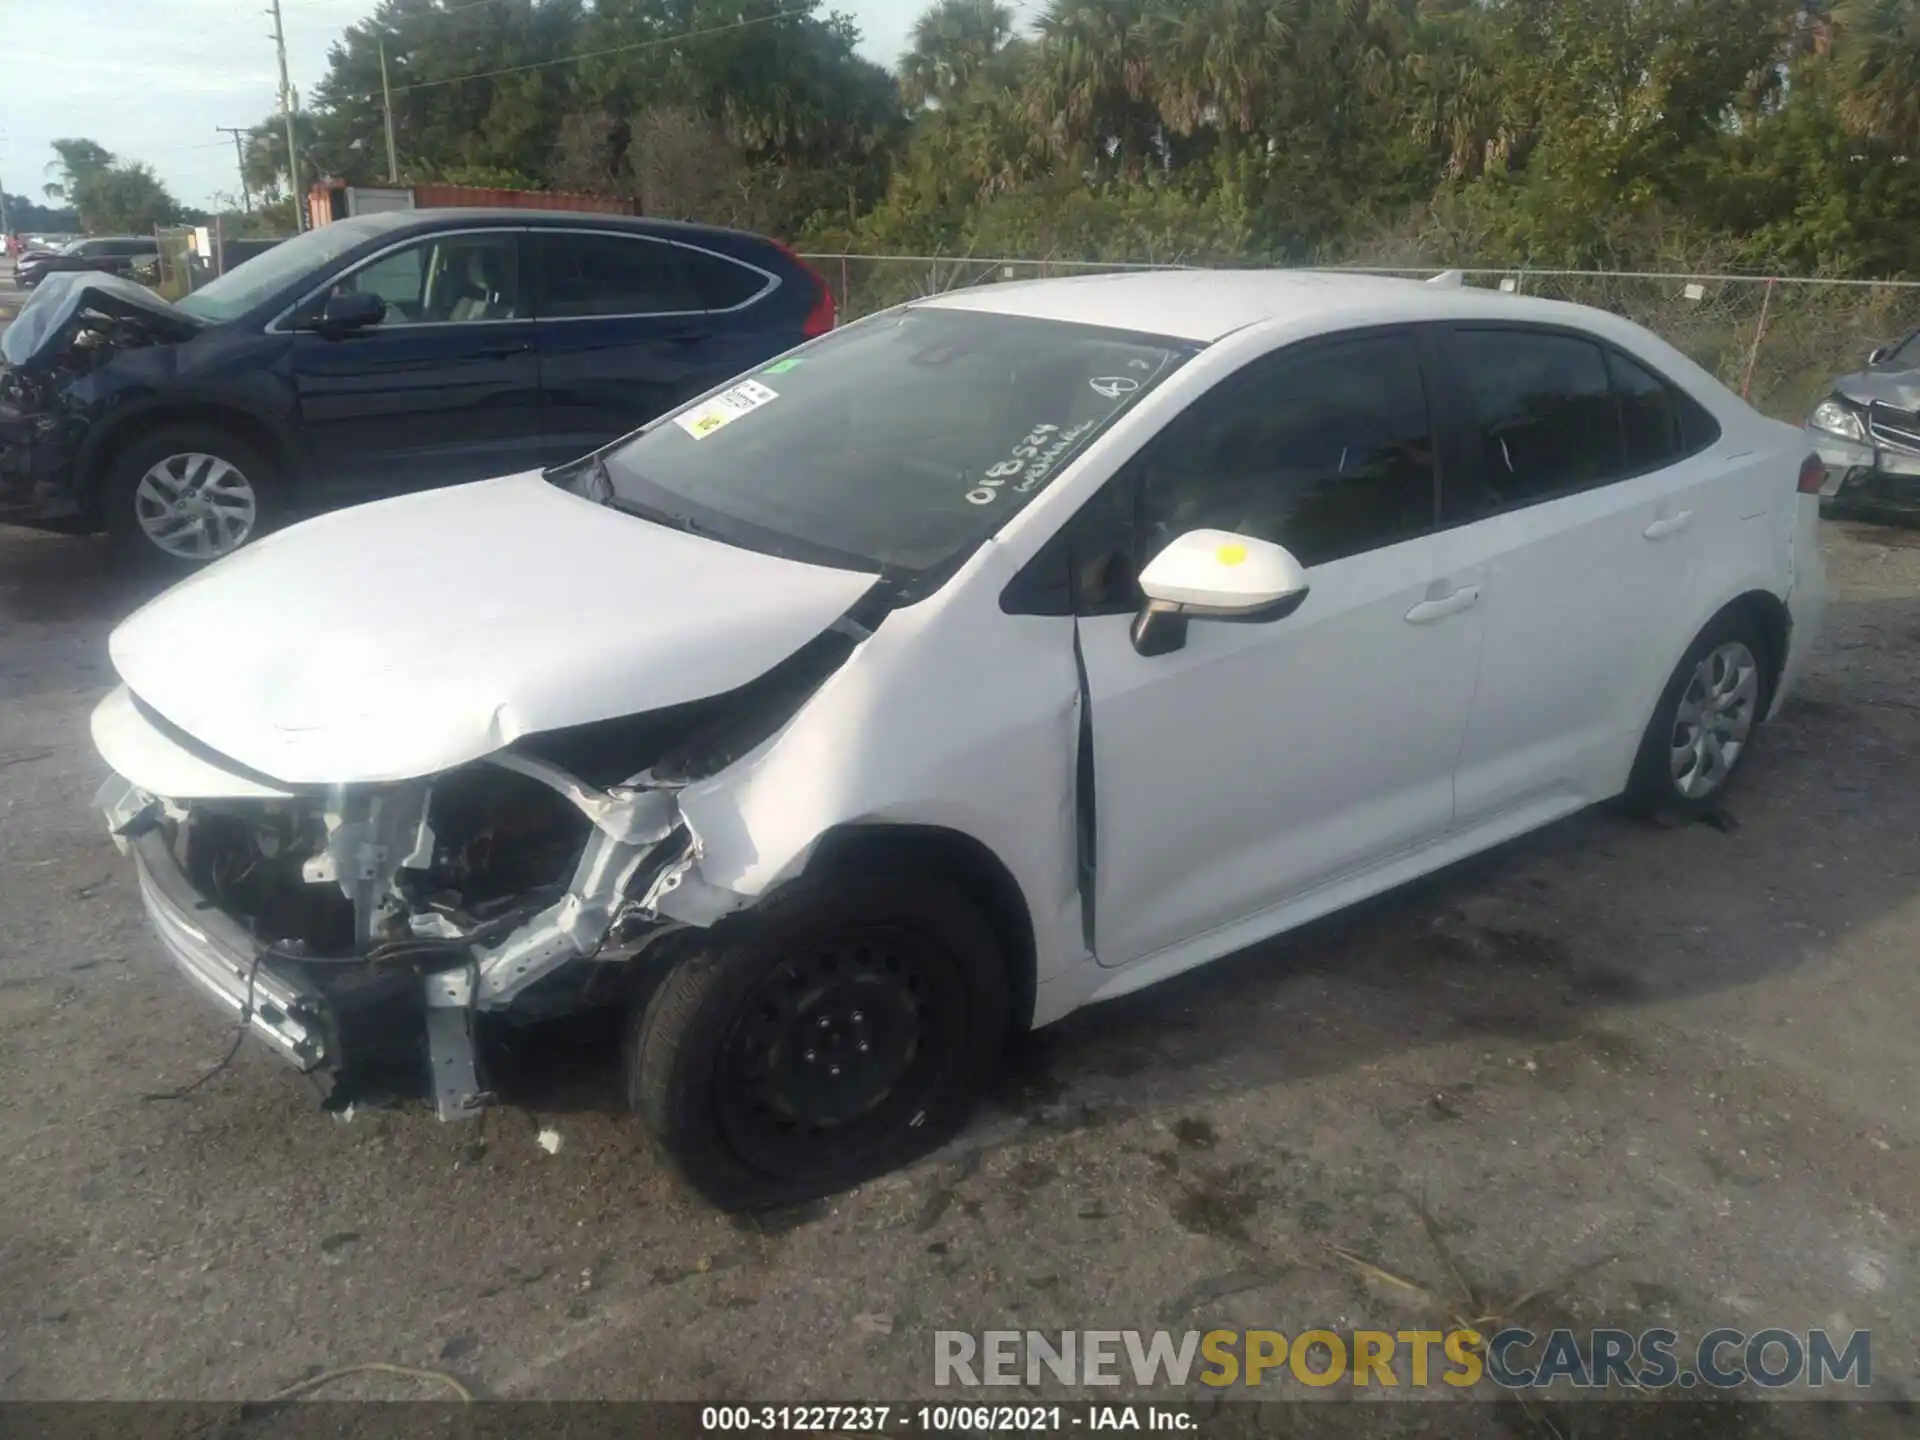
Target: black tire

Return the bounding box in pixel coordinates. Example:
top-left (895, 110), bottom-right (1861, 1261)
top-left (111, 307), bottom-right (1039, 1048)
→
top-left (629, 864), bottom-right (1010, 1211)
top-left (100, 424), bottom-right (280, 572)
top-left (1624, 609), bottom-right (1775, 822)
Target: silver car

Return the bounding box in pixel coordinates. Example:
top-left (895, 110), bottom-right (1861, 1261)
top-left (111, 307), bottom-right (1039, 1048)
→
top-left (1807, 327), bottom-right (1920, 521)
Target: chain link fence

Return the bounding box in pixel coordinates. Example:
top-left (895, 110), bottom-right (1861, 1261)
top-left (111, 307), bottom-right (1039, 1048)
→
top-left (802, 254), bottom-right (1920, 422)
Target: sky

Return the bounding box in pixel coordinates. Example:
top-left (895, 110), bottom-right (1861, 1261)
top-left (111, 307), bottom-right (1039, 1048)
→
top-left (1, 0), bottom-right (931, 213)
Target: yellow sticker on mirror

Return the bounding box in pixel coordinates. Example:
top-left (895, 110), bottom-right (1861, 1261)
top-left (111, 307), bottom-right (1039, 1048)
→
top-left (1215, 542), bottom-right (1248, 567)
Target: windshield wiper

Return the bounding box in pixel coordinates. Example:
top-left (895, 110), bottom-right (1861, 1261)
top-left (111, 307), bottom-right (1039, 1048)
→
top-left (572, 453), bottom-right (704, 534)
top-left (581, 452), bottom-right (615, 505)
top-left (617, 498), bottom-right (707, 537)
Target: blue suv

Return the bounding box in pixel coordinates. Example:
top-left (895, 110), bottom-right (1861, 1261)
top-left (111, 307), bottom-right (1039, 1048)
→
top-left (0, 209), bottom-right (836, 567)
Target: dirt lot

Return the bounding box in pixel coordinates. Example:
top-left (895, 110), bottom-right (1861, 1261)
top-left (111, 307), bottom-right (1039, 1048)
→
top-left (2, 513), bottom-right (1918, 1434)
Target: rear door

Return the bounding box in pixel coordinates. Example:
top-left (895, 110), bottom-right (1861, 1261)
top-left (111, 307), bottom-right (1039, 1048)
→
top-left (1437, 325), bottom-right (1725, 828)
top-left (527, 228), bottom-right (729, 466)
top-left (289, 228), bottom-right (545, 501)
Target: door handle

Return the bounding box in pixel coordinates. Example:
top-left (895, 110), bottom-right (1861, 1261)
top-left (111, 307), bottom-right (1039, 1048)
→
top-left (1643, 510), bottom-right (1694, 540)
top-left (1405, 585), bottom-right (1481, 624)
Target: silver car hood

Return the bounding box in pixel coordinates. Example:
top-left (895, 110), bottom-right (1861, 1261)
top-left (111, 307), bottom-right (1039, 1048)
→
top-left (1833, 368), bottom-right (1920, 412)
top-left (106, 473), bottom-right (880, 785)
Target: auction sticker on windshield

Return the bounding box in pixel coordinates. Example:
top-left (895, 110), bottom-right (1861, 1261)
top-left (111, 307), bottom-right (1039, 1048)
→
top-left (675, 379), bottom-right (779, 440)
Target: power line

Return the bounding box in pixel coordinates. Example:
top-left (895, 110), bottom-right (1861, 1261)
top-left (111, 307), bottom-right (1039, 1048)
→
top-left (387, 10), bottom-right (790, 94)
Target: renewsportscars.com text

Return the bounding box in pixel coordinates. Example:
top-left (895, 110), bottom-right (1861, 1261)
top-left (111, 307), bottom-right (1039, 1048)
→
top-left (934, 1327), bottom-right (1871, 1391)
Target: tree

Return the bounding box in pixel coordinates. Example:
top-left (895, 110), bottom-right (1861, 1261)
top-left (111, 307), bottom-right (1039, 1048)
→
top-left (43, 138), bottom-right (115, 204)
top-left (71, 163), bottom-right (181, 235)
top-left (899, 0), bottom-right (1017, 107)
top-left (163, 0), bottom-right (1920, 280)
top-left (1024, 0), bottom-right (1160, 177)
top-left (40, 139), bottom-right (180, 234)
top-left (3, 193), bottom-right (80, 233)
top-left (1834, 0), bottom-right (1920, 151)
top-left (1141, 0), bottom-right (1296, 136)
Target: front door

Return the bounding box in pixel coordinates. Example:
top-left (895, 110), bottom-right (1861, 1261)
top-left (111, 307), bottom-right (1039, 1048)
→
top-left (291, 229), bottom-right (544, 503)
top-left (1077, 329), bottom-right (1488, 969)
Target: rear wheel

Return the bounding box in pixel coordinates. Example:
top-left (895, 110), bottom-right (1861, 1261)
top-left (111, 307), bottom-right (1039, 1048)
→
top-left (629, 865), bottom-right (1009, 1211)
top-left (1625, 611), bottom-right (1772, 821)
top-left (101, 425), bottom-right (279, 570)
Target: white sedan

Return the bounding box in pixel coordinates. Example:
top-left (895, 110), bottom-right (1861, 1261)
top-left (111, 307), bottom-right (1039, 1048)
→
top-left (92, 271), bottom-right (1827, 1209)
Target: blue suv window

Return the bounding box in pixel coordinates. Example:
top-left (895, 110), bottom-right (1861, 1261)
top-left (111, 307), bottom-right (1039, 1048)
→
top-left (536, 232), bottom-right (696, 318)
top-left (681, 248), bottom-right (766, 310)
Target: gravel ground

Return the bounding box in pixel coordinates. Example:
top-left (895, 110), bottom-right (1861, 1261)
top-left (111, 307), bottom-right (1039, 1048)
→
top-left (2, 505), bottom-right (1918, 1434)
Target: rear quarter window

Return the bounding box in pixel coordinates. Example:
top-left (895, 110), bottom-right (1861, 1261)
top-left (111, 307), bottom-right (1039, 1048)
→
top-left (682, 248), bottom-right (769, 310)
top-left (1605, 347), bottom-right (1720, 465)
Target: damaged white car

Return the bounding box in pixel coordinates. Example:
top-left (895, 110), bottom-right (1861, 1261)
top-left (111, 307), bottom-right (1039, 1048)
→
top-left (94, 272), bottom-right (1827, 1209)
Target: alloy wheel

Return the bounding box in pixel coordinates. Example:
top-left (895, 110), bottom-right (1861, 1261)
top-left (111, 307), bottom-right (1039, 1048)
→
top-left (1669, 640), bottom-right (1759, 800)
top-left (133, 452), bottom-right (258, 560)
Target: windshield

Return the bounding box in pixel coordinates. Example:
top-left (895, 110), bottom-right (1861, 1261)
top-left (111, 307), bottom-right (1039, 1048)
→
top-left (1892, 330), bottom-right (1920, 368)
top-left (173, 217), bottom-right (393, 324)
top-left (592, 307), bottom-right (1192, 578)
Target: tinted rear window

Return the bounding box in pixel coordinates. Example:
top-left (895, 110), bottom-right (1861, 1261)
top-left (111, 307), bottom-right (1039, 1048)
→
top-left (1607, 349), bottom-right (1685, 471)
top-left (683, 248), bottom-right (768, 309)
top-left (1459, 330), bottom-right (1624, 504)
top-left (536, 232), bottom-right (695, 317)
top-left (1608, 347), bottom-right (1721, 466)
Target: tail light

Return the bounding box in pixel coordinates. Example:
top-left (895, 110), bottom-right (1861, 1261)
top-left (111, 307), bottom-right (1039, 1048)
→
top-left (1797, 453), bottom-right (1827, 495)
top-left (770, 238), bottom-right (837, 337)
top-left (800, 281), bottom-right (838, 338)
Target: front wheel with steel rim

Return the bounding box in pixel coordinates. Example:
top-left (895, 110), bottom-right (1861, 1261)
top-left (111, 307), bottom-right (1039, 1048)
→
top-left (630, 865), bottom-right (1010, 1211)
top-left (1627, 612), bottom-right (1774, 820)
top-left (102, 425), bottom-right (279, 570)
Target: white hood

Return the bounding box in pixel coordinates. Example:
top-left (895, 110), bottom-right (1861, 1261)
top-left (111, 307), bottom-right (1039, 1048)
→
top-left (107, 473), bottom-right (879, 785)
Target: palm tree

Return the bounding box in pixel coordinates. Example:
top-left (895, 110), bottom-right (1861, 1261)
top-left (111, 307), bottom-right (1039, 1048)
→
top-left (899, 0), bottom-right (1017, 107)
top-left (1834, 0), bottom-right (1920, 151)
top-left (1025, 0), bottom-right (1158, 174)
top-left (1398, 6), bottom-right (1517, 179)
top-left (1141, 0), bottom-right (1296, 136)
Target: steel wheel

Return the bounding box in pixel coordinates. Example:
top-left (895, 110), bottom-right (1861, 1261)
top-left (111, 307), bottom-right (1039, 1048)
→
top-left (714, 924), bottom-right (970, 1178)
top-left (133, 452), bottom-right (258, 560)
top-left (1669, 639), bottom-right (1759, 800)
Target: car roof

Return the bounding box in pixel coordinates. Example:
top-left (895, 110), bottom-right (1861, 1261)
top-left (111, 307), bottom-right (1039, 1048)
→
top-left (914, 268), bottom-right (1581, 344)
top-left (345, 206), bottom-right (771, 246)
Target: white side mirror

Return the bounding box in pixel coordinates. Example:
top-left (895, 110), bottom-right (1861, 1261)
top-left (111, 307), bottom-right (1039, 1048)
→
top-left (1132, 529), bottom-right (1310, 656)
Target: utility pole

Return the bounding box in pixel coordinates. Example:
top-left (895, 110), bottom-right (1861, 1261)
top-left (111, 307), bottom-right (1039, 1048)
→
top-left (378, 34), bottom-right (400, 184)
top-left (268, 0), bottom-right (303, 230)
top-left (215, 126), bottom-right (252, 212)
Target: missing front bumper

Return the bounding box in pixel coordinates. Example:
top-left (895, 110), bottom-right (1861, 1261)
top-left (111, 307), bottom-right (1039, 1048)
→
top-left (125, 824), bottom-right (331, 1070)
top-left (100, 762), bottom-right (703, 1120)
